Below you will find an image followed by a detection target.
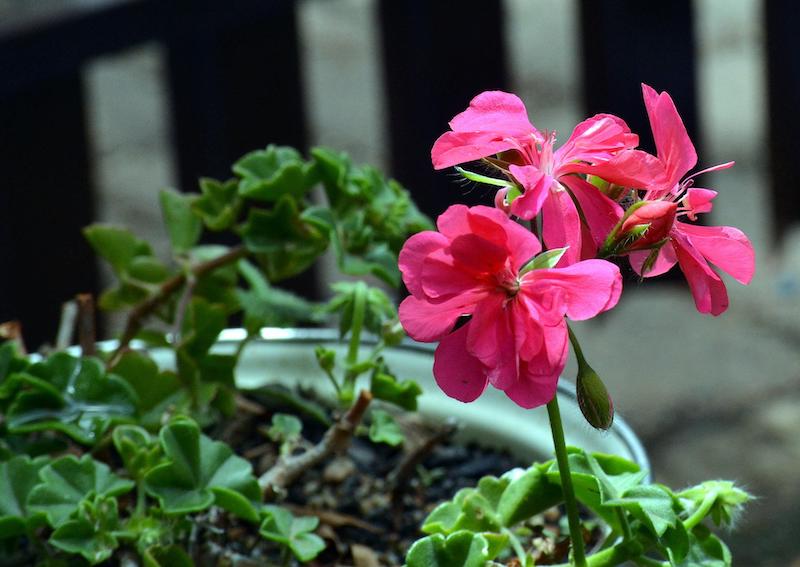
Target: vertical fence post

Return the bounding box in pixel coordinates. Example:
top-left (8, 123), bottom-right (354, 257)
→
top-left (378, 0), bottom-right (509, 219)
top-left (765, 0), bottom-right (800, 242)
top-left (0, 72), bottom-right (98, 348)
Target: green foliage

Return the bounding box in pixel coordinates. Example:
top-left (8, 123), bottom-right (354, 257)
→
top-left (48, 495), bottom-right (123, 564)
top-left (326, 281), bottom-right (397, 338)
top-left (194, 177), bottom-right (241, 231)
top-left (28, 454), bottom-right (134, 528)
top-left (368, 409), bottom-right (404, 447)
top-left (268, 413), bottom-right (303, 457)
top-left (4, 354), bottom-right (139, 445)
top-left (234, 145), bottom-right (319, 202)
top-left (406, 530), bottom-right (502, 567)
top-left (143, 544), bottom-right (195, 567)
top-left (144, 418), bottom-right (260, 521)
top-left (159, 189), bottom-right (202, 254)
top-left (370, 364), bottom-right (422, 411)
top-left (410, 449), bottom-right (749, 567)
top-left (259, 505), bottom-right (326, 562)
top-left (112, 425), bottom-right (162, 482)
top-left (0, 455), bottom-right (50, 537)
top-left (111, 352), bottom-right (183, 428)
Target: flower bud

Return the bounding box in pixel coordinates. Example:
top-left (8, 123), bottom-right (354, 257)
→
top-left (576, 363), bottom-right (614, 430)
top-left (618, 200), bottom-right (677, 251)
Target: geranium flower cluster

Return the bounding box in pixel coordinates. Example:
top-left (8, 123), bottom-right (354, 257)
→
top-left (399, 85), bottom-right (754, 409)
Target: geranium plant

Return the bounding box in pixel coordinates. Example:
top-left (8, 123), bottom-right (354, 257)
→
top-left (403, 85), bottom-right (753, 566)
top-left (0, 84), bottom-right (753, 567)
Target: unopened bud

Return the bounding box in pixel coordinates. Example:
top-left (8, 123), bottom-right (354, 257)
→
top-left (576, 363), bottom-right (614, 430)
top-left (618, 200), bottom-right (676, 251)
top-left (381, 320), bottom-right (406, 347)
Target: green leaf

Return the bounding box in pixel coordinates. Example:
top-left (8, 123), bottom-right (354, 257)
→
top-left (144, 418), bottom-right (260, 521)
top-left (236, 259), bottom-right (321, 331)
top-left (269, 414), bottom-right (303, 442)
top-left (83, 224), bottom-right (153, 276)
top-left (181, 297), bottom-right (228, 359)
top-left (49, 496), bottom-right (121, 564)
top-left (325, 281), bottom-right (397, 337)
top-left (112, 425), bottom-right (161, 482)
top-left (677, 525), bottom-right (732, 566)
top-left (159, 189), bottom-right (202, 254)
top-left (422, 476), bottom-right (507, 535)
top-left (241, 197), bottom-right (329, 281)
top-left (370, 371), bottom-right (422, 411)
top-left (28, 455), bottom-right (134, 527)
top-left (497, 465), bottom-right (562, 527)
top-left (0, 455), bottom-right (50, 537)
top-left (234, 145), bottom-right (318, 202)
top-left (605, 485), bottom-right (678, 537)
top-left (406, 531), bottom-right (495, 567)
top-left (143, 544), bottom-right (195, 567)
top-left (111, 351), bottom-right (182, 421)
top-left (6, 354), bottom-right (139, 445)
top-left (128, 255), bottom-right (170, 283)
top-left (260, 505), bottom-right (326, 562)
top-left (194, 177), bottom-right (241, 231)
top-left (368, 409), bottom-right (404, 447)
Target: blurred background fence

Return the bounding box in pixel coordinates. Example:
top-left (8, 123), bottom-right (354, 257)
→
top-left (0, 1), bottom-right (798, 564)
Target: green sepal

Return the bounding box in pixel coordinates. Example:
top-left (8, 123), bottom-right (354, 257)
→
top-left (259, 505), bottom-right (326, 562)
top-left (519, 247), bottom-right (569, 274)
top-left (143, 418), bottom-right (260, 521)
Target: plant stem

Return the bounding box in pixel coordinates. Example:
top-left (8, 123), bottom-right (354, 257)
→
top-left (502, 527), bottom-right (528, 565)
top-left (552, 541), bottom-right (644, 567)
top-left (76, 293), bottom-right (96, 356)
top-left (683, 489), bottom-right (718, 531)
top-left (547, 394), bottom-right (587, 567)
top-left (616, 507), bottom-right (633, 541)
top-left (342, 281), bottom-right (367, 401)
top-left (107, 245), bottom-right (247, 369)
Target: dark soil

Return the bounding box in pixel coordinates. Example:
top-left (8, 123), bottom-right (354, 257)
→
top-left (192, 389), bottom-right (603, 566)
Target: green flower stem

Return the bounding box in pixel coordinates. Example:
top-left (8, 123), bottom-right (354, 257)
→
top-left (547, 394), bottom-right (588, 567)
top-left (683, 489), bottom-right (719, 531)
top-left (616, 507), bottom-right (633, 541)
top-left (342, 281), bottom-right (367, 401)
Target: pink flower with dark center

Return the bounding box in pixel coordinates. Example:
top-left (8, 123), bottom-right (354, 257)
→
top-left (398, 205), bottom-right (622, 408)
top-left (431, 91), bottom-right (658, 265)
top-left (628, 84), bottom-right (755, 315)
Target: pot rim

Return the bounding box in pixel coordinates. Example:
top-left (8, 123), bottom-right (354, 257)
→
top-left (91, 326), bottom-right (650, 475)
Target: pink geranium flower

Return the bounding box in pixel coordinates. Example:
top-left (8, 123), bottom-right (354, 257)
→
top-left (431, 91), bottom-right (658, 265)
top-left (398, 205), bottom-right (622, 408)
top-left (627, 85), bottom-right (755, 315)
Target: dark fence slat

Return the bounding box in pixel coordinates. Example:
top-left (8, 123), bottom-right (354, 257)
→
top-left (0, 71), bottom-right (98, 348)
top-left (378, 0), bottom-right (509, 219)
top-left (765, 0), bottom-right (800, 241)
top-left (578, 0), bottom-right (698, 157)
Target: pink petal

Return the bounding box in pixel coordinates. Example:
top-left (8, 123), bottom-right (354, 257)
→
top-left (561, 176), bottom-right (623, 249)
top-left (431, 131), bottom-right (523, 170)
top-left (555, 114), bottom-right (638, 166)
top-left (433, 324), bottom-right (489, 403)
top-left (509, 165), bottom-right (552, 220)
top-left (523, 260), bottom-right (622, 321)
top-left (682, 188), bottom-right (717, 220)
top-left (421, 250), bottom-right (486, 299)
top-left (672, 231), bottom-right (729, 316)
top-left (541, 185), bottom-right (582, 266)
top-left (628, 244), bottom-right (678, 277)
top-left (676, 222), bottom-right (755, 285)
top-left (503, 323), bottom-right (567, 409)
top-left (449, 234), bottom-right (509, 275)
top-left (436, 204), bottom-right (471, 239)
top-left (449, 91), bottom-right (540, 139)
top-left (466, 295), bottom-right (518, 390)
top-left (565, 149), bottom-right (668, 189)
top-left (466, 205), bottom-right (541, 270)
top-left (512, 296), bottom-right (544, 360)
top-left (641, 83), bottom-right (697, 188)
top-left (399, 231), bottom-right (449, 297)
top-left (399, 293), bottom-right (481, 342)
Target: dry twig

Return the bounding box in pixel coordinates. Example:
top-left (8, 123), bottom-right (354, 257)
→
top-left (259, 390), bottom-right (373, 500)
top-left (76, 293), bottom-right (96, 356)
